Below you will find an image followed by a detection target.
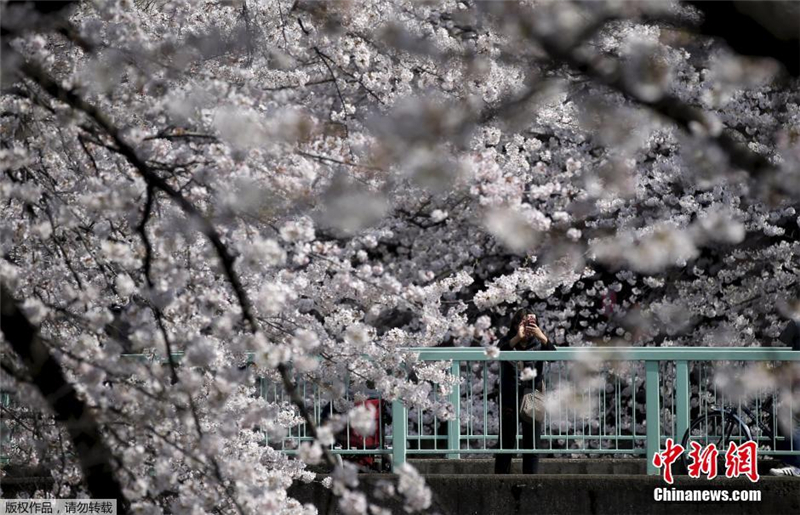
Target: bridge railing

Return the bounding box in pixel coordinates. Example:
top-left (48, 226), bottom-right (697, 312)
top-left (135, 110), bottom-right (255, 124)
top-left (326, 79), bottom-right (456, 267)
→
top-left (2, 347), bottom-right (799, 475)
top-left (260, 347), bottom-right (800, 475)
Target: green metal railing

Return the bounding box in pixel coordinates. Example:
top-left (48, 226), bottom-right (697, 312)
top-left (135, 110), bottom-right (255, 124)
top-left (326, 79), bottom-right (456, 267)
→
top-left (2, 347), bottom-right (799, 476)
top-left (252, 346), bottom-right (800, 474)
top-left (387, 347), bottom-right (800, 474)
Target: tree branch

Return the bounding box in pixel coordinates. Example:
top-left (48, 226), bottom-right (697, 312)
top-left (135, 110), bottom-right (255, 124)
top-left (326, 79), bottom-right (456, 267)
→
top-left (16, 53), bottom-right (339, 470)
top-left (517, 10), bottom-right (786, 197)
top-left (0, 283), bottom-right (130, 511)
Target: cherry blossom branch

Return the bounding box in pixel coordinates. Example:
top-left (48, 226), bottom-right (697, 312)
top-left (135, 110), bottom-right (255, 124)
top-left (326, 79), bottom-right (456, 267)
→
top-left (0, 283), bottom-right (130, 511)
top-left (522, 13), bottom-right (784, 194)
top-left (18, 56), bottom-right (339, 470)
top-left (19, 59), bottom-right (258, 324)
top-left (136, 185), bottom-right (180, 386)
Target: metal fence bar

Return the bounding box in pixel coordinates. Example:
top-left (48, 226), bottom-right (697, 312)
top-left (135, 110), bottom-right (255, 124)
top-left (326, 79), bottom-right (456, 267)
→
top-left (645, 360), bottom-right (660, 475)
top-left (392, 399), bottom-right (407, 471)
top-left (675, 360), bottom-right (689, 448)
top-left (447, 360), bottom-right (461, 459)
top-left (482, 363), bottom-right (488, 452)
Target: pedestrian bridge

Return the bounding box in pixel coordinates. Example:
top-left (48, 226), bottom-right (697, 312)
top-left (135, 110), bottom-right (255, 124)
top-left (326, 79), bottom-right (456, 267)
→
top-left (258, 346), bottom-right (800, 475)
top-left (3, 347), bottom-right (800, 514)
top-left (3, 347), bottom-right (799, 473)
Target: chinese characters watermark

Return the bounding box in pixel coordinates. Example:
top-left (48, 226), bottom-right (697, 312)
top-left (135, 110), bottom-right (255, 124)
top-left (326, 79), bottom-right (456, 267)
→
top-left (0, 500), bottom-right (117, 515)
top-left (652, 438), bottom-right (760, 484)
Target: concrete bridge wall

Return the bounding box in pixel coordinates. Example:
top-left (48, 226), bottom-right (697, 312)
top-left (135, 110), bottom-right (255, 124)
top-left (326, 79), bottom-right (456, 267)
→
top-left (289, 474), bottom-right (800, 515)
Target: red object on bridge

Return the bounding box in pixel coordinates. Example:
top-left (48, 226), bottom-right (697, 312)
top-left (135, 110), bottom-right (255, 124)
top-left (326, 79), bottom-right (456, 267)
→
top-left (345, 398), bottom-right (382, 468)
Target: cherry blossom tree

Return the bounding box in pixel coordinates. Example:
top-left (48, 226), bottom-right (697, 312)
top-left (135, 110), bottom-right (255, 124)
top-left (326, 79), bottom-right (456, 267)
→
top-left (2, 1), bottom-right (800, 513)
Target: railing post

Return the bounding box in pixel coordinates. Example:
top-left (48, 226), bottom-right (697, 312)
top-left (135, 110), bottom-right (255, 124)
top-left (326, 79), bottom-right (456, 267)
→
top-left (645, 360), bottom-right (661, 475)
top-left (392, 399), bottom-right (407, 472)
top-left (447, 360), bottom-right (461, 459)
top-left (675, 360), bottom-right (689, 449)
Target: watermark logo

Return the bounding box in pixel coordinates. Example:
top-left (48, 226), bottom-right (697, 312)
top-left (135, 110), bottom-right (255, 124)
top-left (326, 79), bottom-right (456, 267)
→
top-left (687, 441), bottom-right (718, 479)
top-left (652, 438), bottom-right (760, 484)
top-left (724, 441), bottom-right (759, 482)
top-left (652, 438), bottom-right (684, 484)
top-left (0, 500), bottom-right (117, 514)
